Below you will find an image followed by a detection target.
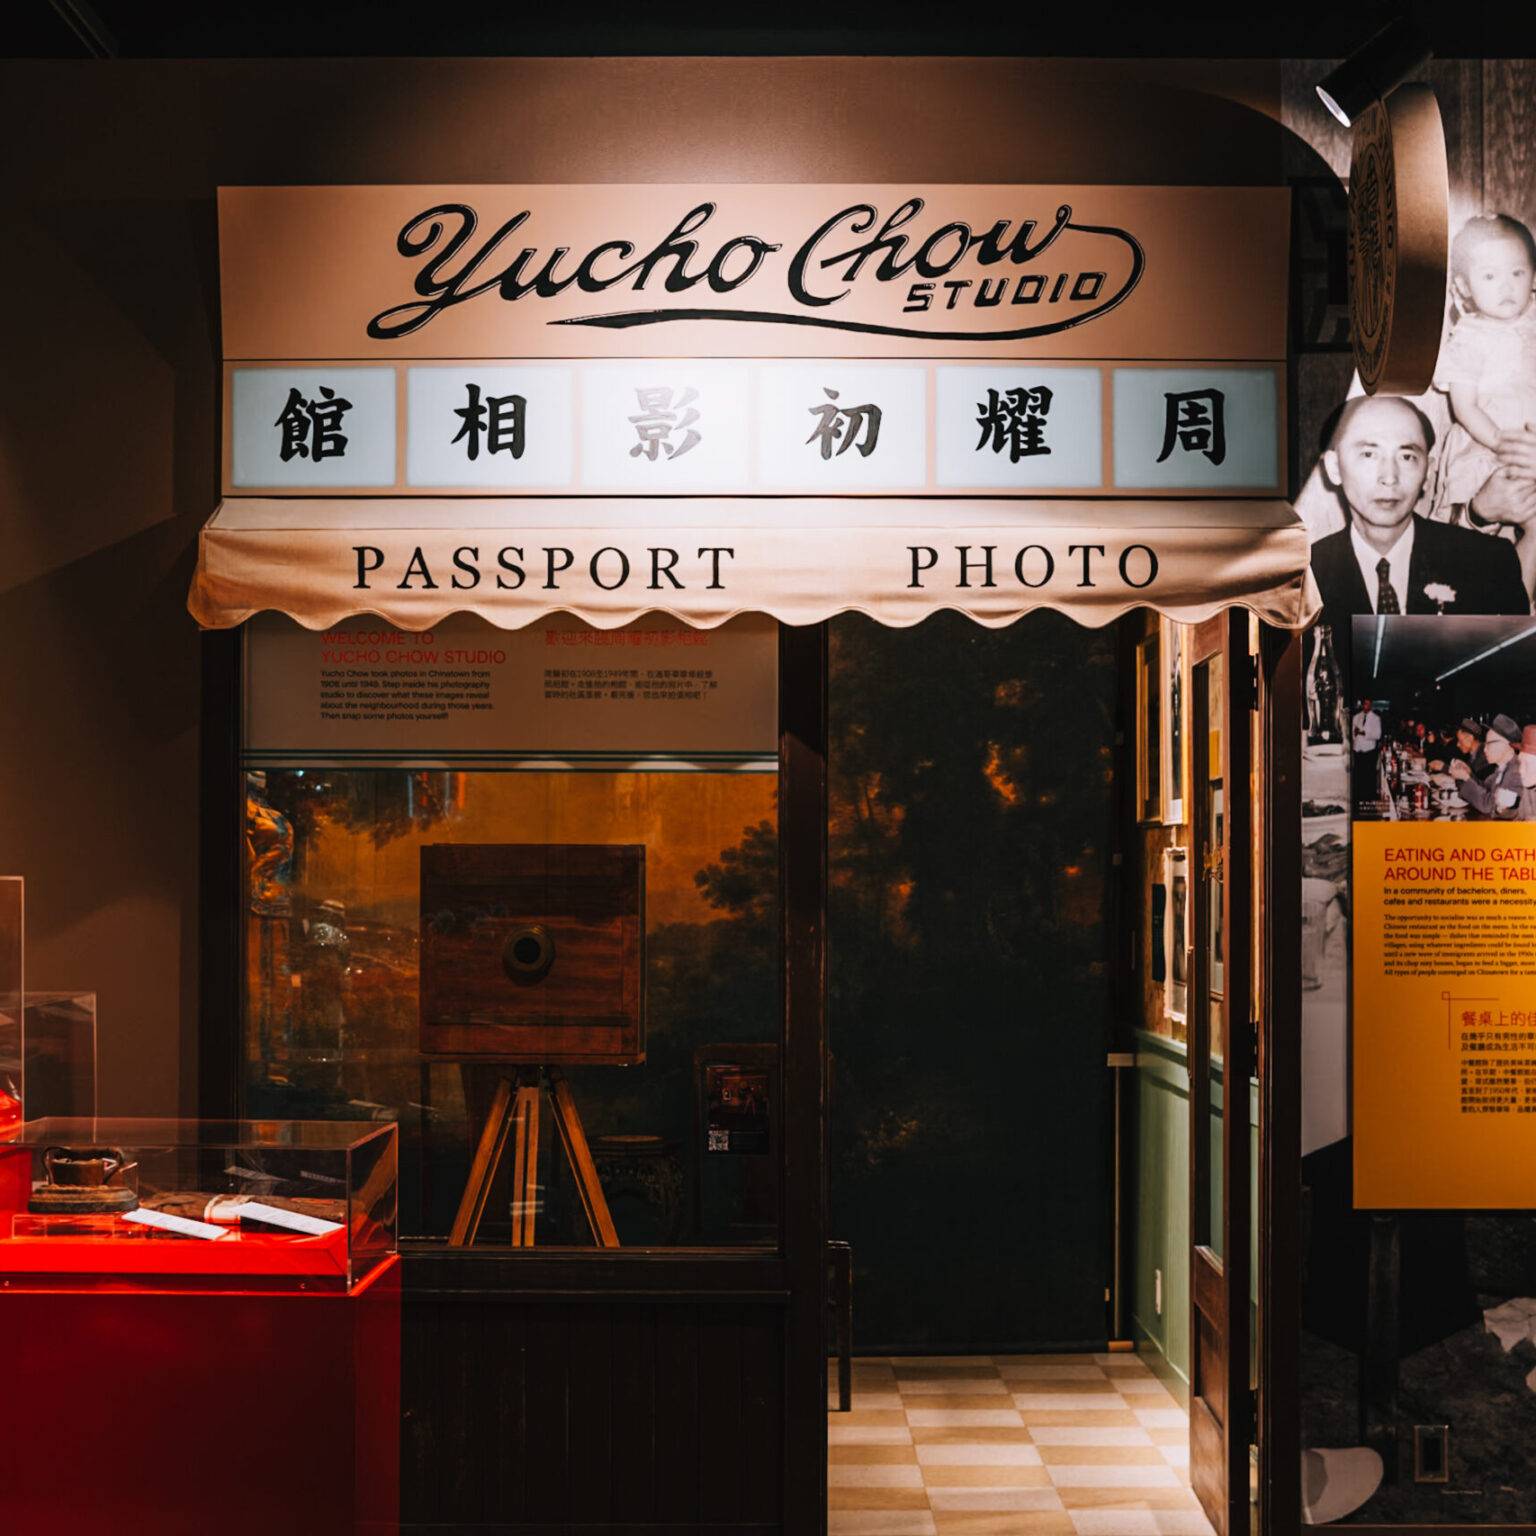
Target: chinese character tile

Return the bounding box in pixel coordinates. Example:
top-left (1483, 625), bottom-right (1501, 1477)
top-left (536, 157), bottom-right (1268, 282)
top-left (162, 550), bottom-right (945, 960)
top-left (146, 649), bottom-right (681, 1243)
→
top-left (406, 366), bottom-right (574, 488)
top-left (756, 364), bottom-right (927, 489)
top-left (579, 364), bottom-right (752, 490)
top-left (1112, 367), bottom-right (1279, 490)
top-left (231, 366), bottom-right (396, 488)
top-left (935, 366), bottom-right (1103, 489)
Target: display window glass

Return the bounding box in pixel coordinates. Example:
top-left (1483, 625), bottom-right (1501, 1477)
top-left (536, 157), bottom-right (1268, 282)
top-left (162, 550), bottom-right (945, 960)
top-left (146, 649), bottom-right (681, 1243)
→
top-left (240, 616), bottom-right (782, 1248)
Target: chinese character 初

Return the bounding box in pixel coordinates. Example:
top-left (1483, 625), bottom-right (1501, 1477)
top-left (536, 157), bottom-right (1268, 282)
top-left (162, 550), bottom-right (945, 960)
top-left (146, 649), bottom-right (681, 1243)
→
top-left (976, 385), bottom-right (1053, 463)
top-left (452, 383), bottom-right (526, 461)
top-left (1156, 389), bottom-right (1227, 466)
top-left (806, 387), bottom-right (882, 460)
top-left (629, 385), bottom-right (701, 461)
top-left (274, 385), bottom-right (353, 462)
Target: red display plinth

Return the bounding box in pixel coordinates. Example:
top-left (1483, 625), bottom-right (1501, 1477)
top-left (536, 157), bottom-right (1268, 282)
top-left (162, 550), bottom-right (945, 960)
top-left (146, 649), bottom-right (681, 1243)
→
top-left (0, 1255), bottom-right (400, 1536)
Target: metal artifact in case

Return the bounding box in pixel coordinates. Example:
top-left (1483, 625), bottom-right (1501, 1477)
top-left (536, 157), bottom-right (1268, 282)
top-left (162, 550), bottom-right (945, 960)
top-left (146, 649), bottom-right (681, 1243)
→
top-left (0, 1117), bottom-right (397, 1289)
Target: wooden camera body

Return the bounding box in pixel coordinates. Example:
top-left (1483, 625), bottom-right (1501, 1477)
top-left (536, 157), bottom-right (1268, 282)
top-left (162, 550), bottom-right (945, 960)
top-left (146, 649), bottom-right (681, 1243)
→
top-left (419, 843), bottom-right (645, 1064)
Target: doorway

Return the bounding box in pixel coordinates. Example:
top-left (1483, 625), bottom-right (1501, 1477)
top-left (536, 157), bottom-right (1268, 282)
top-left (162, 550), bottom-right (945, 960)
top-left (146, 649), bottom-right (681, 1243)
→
top-left (824, 608), bottom-right (1276, 1535)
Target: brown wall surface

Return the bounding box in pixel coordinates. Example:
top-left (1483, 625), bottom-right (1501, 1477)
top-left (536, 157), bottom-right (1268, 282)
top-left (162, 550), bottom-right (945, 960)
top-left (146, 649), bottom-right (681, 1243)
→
top-left (0, 56), bottom-right (1292, 1115)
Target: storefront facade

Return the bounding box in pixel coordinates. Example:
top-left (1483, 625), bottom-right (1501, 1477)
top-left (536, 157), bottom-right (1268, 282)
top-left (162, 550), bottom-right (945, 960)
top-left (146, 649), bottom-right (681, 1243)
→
top-left (6, 46), bottom-right (1536, 1536)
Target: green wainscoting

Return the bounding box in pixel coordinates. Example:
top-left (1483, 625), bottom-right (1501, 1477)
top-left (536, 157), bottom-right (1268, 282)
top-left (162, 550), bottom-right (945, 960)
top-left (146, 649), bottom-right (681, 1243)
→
top-left (1131, 1030), bottom-right (1260, 1405)
top-left (1132, 1031), bottom-right (1191, 1402)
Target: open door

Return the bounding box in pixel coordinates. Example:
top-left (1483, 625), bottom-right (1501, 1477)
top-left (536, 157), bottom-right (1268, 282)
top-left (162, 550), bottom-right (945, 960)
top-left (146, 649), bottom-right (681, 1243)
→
top-left (1187, 612), bottom-right (1254, 1536)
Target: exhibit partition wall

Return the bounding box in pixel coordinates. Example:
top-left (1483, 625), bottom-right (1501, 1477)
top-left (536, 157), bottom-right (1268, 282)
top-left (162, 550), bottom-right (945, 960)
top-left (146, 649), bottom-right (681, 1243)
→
top-left (1289, 59), bottom-right (1536, 1533)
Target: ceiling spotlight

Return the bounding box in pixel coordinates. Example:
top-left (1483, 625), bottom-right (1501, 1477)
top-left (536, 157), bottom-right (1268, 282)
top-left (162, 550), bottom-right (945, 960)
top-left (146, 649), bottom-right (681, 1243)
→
top-left (1316, 17), bottom-right (1433, 128)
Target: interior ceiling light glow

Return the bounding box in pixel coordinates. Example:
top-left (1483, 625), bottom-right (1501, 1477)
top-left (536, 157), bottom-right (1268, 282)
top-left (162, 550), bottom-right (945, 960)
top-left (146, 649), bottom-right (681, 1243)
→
top-left (1435, 622), bottom-right (1536, 684)
top-left (1372, 614), bottom-right (1387, 680)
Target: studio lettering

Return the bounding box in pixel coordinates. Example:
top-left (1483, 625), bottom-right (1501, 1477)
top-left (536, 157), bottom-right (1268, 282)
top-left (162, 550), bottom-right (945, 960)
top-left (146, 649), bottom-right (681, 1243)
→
top-left (366, 194), bottom-right (1143, 342)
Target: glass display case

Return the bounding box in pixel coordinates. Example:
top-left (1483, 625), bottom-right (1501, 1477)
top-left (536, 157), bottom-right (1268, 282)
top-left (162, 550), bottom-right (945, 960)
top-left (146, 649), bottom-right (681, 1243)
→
top-left (0, 876), bottom-right (21, 1134)
top-left (0, 1117), bottom-right (396, 1288)
top-left (21, 991), bottom-right (97, 1118)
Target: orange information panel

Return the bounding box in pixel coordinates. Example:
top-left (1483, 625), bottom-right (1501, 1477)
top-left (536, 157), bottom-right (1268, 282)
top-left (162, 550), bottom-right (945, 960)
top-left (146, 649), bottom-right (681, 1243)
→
top-left (1353, 820), bottom-right (1536, 1209)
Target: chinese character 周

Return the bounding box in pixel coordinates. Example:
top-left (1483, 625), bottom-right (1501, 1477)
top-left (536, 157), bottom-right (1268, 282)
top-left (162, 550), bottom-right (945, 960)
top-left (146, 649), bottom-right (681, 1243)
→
top-left (1156, 389), bottom-right (1227, 466)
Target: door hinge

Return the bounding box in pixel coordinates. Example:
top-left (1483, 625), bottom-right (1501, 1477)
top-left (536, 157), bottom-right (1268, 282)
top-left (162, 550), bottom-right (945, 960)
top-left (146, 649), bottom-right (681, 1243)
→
top-left (1246, 653), bottom-right (1261, 712)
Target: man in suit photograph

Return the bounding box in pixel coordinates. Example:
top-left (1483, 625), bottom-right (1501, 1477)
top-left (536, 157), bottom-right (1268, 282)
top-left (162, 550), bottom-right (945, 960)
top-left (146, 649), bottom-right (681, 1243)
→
top-left (1309, 395), bottom-right (1530, 635)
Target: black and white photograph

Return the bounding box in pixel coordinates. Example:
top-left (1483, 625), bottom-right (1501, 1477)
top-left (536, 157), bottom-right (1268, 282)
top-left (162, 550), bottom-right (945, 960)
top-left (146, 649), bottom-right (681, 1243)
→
top-left (1136, 628), bottom-right (1162, 822)
top-left (1348, 615), bottom-right (1536, 821)
top-left (1162, 617), bottom-right (1187, 824)
top-left (1164, 845), bottom-right (1189, 1023)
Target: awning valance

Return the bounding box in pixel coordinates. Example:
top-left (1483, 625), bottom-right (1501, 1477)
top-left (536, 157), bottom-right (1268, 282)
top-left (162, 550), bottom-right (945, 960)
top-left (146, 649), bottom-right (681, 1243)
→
top-left (187, 498), bottom-right (1320, 633)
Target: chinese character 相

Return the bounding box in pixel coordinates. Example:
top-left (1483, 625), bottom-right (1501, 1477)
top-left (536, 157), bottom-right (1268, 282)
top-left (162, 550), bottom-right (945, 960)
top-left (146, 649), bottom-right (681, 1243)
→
top-left (976, 386), bottom-right (1054, 463)
top-left (1156, 389), bottom-right (1227, 466)
top-left (452, 382), bottom-right (527, 461)
top-left (806, 387), bottom-right (882, 461)
top-left (630, 385), bottom-right (701, 461)
top-left (274, 385), bottom-right (353, 462)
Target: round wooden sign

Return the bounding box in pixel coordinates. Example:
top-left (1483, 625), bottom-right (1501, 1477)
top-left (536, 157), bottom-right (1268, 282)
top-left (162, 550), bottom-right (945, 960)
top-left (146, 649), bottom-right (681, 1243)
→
top-left (1348, 82), bottom-right (1449, 396)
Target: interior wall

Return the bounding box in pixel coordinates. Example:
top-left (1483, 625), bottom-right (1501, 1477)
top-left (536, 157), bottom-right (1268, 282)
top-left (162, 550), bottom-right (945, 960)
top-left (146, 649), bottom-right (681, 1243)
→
top-left (0, 56), bottom-right (1289, 1116)
top-left (1284, 58), bottom-right (1536, 1524)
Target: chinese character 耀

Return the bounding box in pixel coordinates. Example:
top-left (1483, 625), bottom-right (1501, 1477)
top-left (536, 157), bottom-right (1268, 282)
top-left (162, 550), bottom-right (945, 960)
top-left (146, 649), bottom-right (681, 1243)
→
top-left (274, 385), bottom-right (353, 462)
top-left (976, 385), bottom-right (1054, 463)
top-left (629, 385), bottom-right (701, 461)
top-left (451, 382), bottom-right (526, 461)
top-left (1156, 389), bottom-right (1227, 466)
top-left (806, 387), bottom-right (882, 460)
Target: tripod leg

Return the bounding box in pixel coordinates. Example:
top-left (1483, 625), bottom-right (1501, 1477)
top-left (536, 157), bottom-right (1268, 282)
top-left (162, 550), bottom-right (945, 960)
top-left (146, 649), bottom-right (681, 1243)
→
top-left (511, 1084), bottom-right (541, 1247)
top-left (449, 1076), bottom-right (515, 1247)
top-left (548, 1071), bottom-right (620, 1248)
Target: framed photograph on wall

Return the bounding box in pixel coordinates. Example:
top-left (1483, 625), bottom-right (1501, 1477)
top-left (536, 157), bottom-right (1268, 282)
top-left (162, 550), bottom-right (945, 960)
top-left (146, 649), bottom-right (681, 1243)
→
top-left (1135, 630), bottom-right (1162, 823)
top-left (1164, 846), bottom-right (1189, 1024)
top-left (1160, 617), bottom-right (1187, 825)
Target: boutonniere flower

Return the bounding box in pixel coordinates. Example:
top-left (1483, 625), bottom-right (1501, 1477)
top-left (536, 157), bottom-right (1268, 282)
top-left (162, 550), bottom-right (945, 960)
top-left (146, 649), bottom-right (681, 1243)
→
top-left (1424, 582), bottom-right (1457, 613)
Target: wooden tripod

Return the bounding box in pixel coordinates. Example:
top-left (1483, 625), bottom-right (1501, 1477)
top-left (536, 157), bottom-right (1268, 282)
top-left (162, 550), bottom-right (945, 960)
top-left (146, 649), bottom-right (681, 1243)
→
top-left (449, 1067), bottom-right (619, 1247)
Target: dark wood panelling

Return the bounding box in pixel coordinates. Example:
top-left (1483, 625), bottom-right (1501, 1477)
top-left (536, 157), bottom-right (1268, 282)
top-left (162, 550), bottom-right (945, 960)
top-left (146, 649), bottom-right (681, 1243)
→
top-left (567, 1305), bottom-right (615, 1527)
top-left (198, 629), bottom-right (242, 1119)
top-left (1431, 60), bottom-right (1484, 229)
top-left (1259, 624), bottom-right (1304, 1536)
top-left (778, 623), bottom-right (829, 1535)
top-left (1483, 60), bottom-right (1536, 220)
top-left (401, 1283), bottom-right (786, 1531)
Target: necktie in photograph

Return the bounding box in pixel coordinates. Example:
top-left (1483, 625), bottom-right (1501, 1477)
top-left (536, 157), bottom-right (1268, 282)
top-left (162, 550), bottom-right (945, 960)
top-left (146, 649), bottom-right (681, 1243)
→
top-left (1376, 558), bottom-right (1401, 614)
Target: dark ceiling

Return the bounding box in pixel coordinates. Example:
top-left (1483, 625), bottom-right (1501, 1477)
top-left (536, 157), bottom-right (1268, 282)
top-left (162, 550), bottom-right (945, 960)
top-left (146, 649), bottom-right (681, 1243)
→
top-left (13, 0), bottom-right (1529, 61)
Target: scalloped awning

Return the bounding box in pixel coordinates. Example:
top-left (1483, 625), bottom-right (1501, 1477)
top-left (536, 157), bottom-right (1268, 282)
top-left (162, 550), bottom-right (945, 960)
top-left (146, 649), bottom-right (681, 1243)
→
top-left (188, 497), bottom-right (1319, 633)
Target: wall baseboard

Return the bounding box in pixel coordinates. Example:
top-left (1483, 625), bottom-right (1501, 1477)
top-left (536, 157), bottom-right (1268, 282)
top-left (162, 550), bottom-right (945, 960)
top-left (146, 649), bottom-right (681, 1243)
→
top-left (1131, 1314), bottom-right (1190, 1407)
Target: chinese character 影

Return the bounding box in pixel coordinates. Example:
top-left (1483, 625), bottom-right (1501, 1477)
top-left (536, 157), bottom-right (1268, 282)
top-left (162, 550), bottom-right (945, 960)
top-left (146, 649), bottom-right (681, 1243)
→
top-left (630, 385), bottom-right (701, 461)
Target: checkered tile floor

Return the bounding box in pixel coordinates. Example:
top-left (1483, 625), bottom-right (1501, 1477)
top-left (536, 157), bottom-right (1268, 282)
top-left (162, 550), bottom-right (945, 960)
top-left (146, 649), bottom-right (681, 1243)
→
top-left (828, 1353), bottom-right (1214, 1535)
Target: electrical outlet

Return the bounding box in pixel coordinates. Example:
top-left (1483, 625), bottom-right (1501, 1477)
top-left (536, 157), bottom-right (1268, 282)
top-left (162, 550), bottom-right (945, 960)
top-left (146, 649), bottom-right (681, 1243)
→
top-left (1155, 1268), bottom-right (1163, 1316)
top-left (1414, 1425), bottom-right (1449, 1483)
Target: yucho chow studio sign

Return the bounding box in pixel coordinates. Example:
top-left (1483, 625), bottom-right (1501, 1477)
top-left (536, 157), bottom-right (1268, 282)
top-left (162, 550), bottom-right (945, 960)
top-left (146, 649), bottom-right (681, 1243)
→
top-left (218, 184), bottom-right (1288, 360)
top-left (190, 184), bottom-right (1315, 635)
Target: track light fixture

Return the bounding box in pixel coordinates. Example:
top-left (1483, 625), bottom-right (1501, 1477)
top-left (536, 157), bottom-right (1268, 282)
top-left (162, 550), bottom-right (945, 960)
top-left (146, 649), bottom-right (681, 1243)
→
top-left (1316, 16), bottom-right (1433, 128)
